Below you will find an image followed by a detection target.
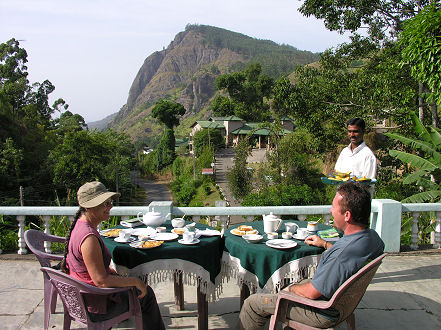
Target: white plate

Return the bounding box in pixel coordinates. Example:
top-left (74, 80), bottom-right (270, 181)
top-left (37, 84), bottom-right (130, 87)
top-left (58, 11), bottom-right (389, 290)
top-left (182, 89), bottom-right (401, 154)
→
top-left (114, 236), bottom-right (136, 243)
top-left (120, 218), bottom-right (143, 228)
top-left (150, 232), bottom-right (179, 241)
top-left (129, 240), bottom-right (164, 249)
top-left (293, 234), bottom-right (309, 240)
top-left (131, 228), bottom-right (155, 237)
top-left (178, 238), bottom-right (200, 245)
top-left (265, 239), bottom-right (298, 249)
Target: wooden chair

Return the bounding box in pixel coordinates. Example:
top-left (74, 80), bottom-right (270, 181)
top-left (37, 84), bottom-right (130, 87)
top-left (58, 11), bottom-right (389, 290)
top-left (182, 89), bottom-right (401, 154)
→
top-left (269, 253), bottom-right (387, 330)
top-left (41, 267), bottom-right (143, 330)
top-left (24, 229), bottom-right (65, 330)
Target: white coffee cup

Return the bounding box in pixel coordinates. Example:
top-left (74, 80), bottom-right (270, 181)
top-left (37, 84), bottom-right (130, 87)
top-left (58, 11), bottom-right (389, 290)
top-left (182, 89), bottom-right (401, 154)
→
top-left (267, 232), bottom-right (278, 240)
top-left (119, 230), bottom-right (131, 241)
top-left (307, 221), bottom-right (318, 232)
top-left (183, 230), bottom-right (195, 243)
top-left (282, 232), bottom-right (293, 239)
top-left (296, 228), bottom-right (309, 239)
top-left (156, 226), bottom-right (166, 233)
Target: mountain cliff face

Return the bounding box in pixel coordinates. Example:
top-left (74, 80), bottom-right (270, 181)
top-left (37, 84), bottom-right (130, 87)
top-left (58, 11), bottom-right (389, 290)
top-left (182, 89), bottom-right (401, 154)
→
top-left (107, 25), bottom-right (319, 146)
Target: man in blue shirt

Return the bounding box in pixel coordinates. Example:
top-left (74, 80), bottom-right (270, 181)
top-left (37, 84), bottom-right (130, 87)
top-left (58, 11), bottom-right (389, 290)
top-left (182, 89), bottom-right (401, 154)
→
top-left (237, 183), bottom-right (384, 329)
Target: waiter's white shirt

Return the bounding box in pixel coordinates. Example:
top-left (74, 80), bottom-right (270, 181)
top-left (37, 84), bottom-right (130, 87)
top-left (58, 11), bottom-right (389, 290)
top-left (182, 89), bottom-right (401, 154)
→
top-left (335, 142), bottom-right (377, 180)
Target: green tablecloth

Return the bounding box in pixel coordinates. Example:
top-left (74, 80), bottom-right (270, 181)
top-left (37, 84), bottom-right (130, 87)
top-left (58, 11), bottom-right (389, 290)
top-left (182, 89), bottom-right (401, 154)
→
top-left (223, 220), bottom-right (330, 292)
top-left (102, 221), bottom-right (224, 300)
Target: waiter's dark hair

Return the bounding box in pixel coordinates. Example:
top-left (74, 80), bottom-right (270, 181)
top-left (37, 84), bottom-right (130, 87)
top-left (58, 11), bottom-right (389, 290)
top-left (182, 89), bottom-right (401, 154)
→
top-left (337, 182), bottom-right (371, 227)
top-left (347, 118), bottom-right (365, 132)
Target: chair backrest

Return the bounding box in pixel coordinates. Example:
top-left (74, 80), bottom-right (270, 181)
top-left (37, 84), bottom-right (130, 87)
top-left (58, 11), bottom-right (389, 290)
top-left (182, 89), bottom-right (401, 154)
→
top-left (40, 267), bottom-right (138, 328)
top-left (24, 229), bottom-right (65, 267)
top-left (41, 267), bottom-right (90, 324)
top-left (328, 253), bottom-right (387, 323)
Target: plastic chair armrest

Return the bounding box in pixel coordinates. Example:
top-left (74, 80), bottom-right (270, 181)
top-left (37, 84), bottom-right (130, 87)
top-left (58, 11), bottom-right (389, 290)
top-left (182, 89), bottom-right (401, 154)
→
top-left (277, 290), bottom-right (332, 310)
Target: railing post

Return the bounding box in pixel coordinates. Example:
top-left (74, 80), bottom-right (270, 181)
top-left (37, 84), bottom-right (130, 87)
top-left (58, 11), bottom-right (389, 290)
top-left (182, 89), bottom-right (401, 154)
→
top-left (149, 201), bottom-right (173, 221)
top-left (43, 215), bottom-right (52, 253)
top-left (371, 199), bottom-right (402, 252)
top-left (434, 212), bottom-right (441, 249)
top-left (410, 212), bottom-right (420, 250)
top-left (17, 215), bottom-right (27, 255)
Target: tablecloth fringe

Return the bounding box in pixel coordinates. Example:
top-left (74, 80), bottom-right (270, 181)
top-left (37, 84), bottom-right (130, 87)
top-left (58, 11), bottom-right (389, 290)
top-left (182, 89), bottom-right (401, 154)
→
top-left (139, 269), bottom-right (223, 302)
top-left (273, 263), bottom-right (318, 293)
top-left (220, 258), bottom-right (318, 294)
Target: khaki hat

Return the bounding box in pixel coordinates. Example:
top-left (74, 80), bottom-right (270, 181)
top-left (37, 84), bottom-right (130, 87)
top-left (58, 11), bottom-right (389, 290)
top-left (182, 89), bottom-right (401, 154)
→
top-left (77, 181), bottom-right (120, 208)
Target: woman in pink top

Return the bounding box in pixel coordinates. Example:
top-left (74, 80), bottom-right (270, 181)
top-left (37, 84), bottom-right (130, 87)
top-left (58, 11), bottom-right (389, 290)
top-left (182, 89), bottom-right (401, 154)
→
top-left (60, 181), bottom-right (165, 329)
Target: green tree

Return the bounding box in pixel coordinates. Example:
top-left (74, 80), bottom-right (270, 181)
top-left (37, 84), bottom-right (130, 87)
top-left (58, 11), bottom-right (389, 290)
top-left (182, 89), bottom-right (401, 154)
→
top-left (193, 128), bottom-right (225, 157)
top-left (299, 0), bottom-right (422, 41)
top-left (227, 138), bottom-right (252, 200)
top-left (151, 99), bottom-right (186, 129)
top-left (385, 111), bottom-right (441, 202)
top-left (399, 3), bottom-right (441, 107)
top-left (154, 128), bottom-right (175, 170)
top-left (214, 63), bottom-right (274, 122)
top-left (48, 129), bottom-right (134, 203)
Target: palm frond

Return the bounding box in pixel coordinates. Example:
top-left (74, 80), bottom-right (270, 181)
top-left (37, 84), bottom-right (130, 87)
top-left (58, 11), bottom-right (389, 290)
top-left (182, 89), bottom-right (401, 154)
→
top-left (416, 177), bottom-right (441, 191)
top-left (402, 190), bottom-right (441, 203)
top-left (428, 126), bottom-right (441, 149)
top-left (410, 111), bottom-right (432, 143)
top-left (403, 170), bottom-right (430, 185)
top-left (389, 150), bottom-right (438, 171)
top-left (385, 132), bottom-right (441, 163)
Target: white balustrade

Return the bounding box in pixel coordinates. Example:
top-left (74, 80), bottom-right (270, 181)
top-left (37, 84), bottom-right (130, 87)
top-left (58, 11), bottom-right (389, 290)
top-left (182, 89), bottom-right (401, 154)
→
top-left (2, 201), bottom-right (441, 254)
top-left (410, 212), bottom-right (420, 250)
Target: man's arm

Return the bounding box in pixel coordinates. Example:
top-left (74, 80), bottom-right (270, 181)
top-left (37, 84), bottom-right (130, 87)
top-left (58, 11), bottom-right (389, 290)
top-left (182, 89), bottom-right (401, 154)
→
top-left (284, 281), bottom-right (322, 300)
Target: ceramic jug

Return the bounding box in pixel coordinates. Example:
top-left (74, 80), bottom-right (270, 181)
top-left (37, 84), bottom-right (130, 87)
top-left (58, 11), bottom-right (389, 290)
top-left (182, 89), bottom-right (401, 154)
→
top-left (263, 212), bottom-right (282, 234)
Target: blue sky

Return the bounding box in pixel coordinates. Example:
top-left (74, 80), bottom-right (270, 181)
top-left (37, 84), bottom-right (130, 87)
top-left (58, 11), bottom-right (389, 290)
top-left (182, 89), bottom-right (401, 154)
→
top-left (0, 0), bottom-right (351, 122)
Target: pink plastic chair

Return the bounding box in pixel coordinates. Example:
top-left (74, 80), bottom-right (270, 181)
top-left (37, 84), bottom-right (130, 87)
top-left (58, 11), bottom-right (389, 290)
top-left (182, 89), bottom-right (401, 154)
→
top-left (24, 229), bottom-right (65, 330)
top-left (41, 267), bottom-right (143, 330)
top-left (269, 253), bottom-right (387, 330)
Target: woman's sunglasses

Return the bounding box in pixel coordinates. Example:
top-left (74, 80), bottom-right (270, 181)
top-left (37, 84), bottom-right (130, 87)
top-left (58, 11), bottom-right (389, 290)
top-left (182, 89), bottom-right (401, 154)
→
top-left (103, 200), bottom-right (113, 207)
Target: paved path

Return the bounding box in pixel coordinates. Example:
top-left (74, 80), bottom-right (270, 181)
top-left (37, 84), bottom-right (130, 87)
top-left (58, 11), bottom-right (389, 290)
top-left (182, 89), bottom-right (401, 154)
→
top-left (132, 171), bottom-right (172, 205)
top-left (1, 253), bottom-right (441, 329)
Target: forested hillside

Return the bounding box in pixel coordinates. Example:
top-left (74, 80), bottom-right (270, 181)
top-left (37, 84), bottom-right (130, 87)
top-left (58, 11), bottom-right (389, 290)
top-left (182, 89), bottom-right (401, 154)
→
top-left (106, 24), bottom-right (319, 147)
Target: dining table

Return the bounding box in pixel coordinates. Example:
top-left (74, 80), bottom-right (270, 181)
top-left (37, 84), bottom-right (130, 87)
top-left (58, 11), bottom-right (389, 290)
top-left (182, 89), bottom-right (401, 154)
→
top-left (222, 220), bottom-right (334, 306)
top-left (101, 220), bottom-right (224, 330)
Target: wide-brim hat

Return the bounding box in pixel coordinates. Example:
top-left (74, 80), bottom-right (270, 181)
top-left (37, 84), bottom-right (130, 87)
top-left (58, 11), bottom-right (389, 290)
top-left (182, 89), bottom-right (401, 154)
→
top-left (77, 181), bottom-right (120, 208)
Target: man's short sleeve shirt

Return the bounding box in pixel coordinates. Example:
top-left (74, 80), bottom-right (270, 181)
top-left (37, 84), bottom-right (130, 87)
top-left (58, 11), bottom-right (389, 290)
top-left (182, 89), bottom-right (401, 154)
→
top-left (311, 229), bottom-right (384, 299)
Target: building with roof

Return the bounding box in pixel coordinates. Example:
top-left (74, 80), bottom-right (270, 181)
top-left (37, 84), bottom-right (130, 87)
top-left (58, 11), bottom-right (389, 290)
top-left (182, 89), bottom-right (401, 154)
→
top-left (189, 116), bottom-right (295, 154)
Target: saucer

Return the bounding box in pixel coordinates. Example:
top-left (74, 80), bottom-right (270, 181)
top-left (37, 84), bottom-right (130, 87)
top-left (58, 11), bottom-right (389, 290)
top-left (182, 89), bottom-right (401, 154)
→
top-left (114, 236), bottom-right (136, 243)
top-left (293, 234), bottom-right (308, 240)
top-left (178, 238), bottom-right (200, 245)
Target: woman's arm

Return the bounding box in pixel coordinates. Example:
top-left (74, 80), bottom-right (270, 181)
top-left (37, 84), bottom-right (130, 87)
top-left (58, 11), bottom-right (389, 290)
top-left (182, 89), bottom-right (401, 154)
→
top-left (81, 235), bottom-right (147, 298)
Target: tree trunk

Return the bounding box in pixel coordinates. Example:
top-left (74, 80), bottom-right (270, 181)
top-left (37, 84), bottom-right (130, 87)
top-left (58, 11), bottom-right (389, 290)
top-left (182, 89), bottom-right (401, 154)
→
top-left (419, 82), bottom-right (424, 123)
top-left (431, 102), bottom-right (438, 128)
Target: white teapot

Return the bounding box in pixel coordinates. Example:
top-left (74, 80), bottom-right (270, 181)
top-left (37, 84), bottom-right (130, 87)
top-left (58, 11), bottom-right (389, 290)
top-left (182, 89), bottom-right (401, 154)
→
top-left (263, 212), bottom-right (282, 234)
top-left (137, 209), bottom-right (170, 227)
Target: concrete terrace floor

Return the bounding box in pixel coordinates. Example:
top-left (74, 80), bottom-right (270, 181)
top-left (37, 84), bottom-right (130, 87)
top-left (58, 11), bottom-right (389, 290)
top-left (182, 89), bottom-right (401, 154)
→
top-left (0, 252), bottom-right (441, 329)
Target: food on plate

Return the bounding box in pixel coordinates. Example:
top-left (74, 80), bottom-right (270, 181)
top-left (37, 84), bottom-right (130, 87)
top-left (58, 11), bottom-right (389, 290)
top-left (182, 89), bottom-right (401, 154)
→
top-left (141, 240), bottom-right (163, 248)
top-left (238, 225), bottom-right (254, 232)
top-left (173, 228), bottom-right (186, 235)
top-left (103, 228), bottom-right (121, 237)
top-left (352, 176), bottom-right (371, 182)
top-left (232, 227), bottom-right (258, 236)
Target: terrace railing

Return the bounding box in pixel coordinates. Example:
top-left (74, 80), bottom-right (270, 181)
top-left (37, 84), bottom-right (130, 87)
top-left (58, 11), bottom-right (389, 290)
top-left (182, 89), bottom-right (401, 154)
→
top-left (0, 200), bottom-right (440, 254)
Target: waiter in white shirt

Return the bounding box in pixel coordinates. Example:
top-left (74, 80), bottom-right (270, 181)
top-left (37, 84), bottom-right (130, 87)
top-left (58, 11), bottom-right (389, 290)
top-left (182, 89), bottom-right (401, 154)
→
top-left (335, 118), bottom-right (377, 182)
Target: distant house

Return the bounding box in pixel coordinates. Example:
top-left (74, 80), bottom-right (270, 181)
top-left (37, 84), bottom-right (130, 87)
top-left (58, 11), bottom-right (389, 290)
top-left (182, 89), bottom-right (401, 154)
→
top-left (189, 116), bottom-right (295, 154)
